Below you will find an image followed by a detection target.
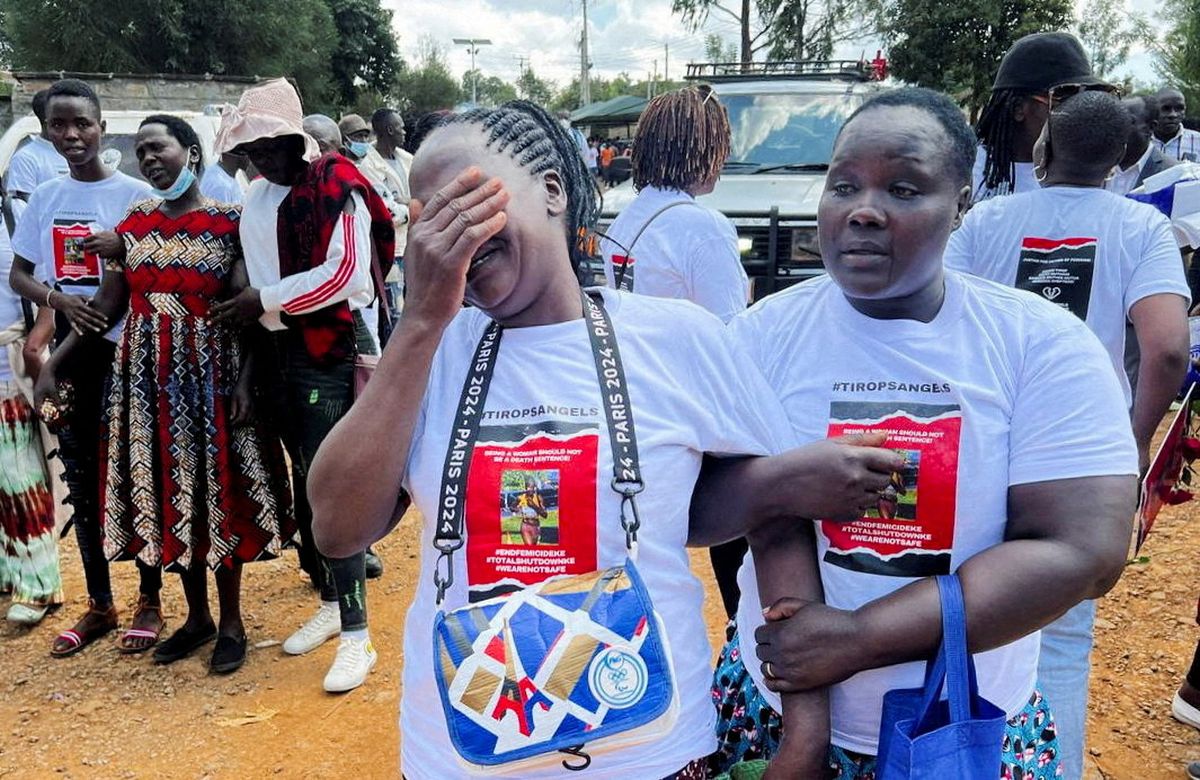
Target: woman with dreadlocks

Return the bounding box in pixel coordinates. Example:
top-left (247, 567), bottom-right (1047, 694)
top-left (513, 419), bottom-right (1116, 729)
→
top-left (308, 99), bottom-right (898, 778)
top-left (973, 32), bottom-right (1112, 203)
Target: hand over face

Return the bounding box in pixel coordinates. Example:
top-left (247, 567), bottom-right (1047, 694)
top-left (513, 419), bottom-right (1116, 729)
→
top-left (754, 597), bottom-right (863, 693)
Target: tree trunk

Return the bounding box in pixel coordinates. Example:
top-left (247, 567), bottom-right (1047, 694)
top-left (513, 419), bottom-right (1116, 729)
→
top-left (741, 0), bottom-right (752, 71)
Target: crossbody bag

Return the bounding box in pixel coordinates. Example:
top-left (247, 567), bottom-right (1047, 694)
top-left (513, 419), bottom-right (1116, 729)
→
top-left (431, 290), bottom-right (679, 774)
top-left (610, 200), bottom-right (700, 292)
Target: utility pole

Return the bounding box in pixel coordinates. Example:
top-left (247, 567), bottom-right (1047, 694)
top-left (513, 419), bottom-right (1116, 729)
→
top-left (579, 0), bottom-right (592, 107)
top-left (664, 42), bottom-right (669, 83)
top-left (452, 37), bottom-right (492, 104)
top-left (652, 59), bottom-right (658, 99)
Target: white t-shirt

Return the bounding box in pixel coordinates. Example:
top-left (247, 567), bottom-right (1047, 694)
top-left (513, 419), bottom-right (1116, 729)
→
top-left (600, 186), bottom-right (750, 323)
top-left (6, 136), bottom-right (69, 225)
top-left (945, 186), bottom-right (1190, 406)
top-left (0, 220), bottom-right (20, 382)
top-left (399, 289), bottom-right (788, 779)
top-left (1106, 145), bottom-right (1154, 196)
top-left (198, 164), bottom-right (245, 205)
top-left (730, 272), bottom-right (1137, 755)
top-left (971, 145), bottom-right (1038, 203)
top-left (586, 146), bottom-right (599, 169)
top-left (9, 172), bottom-right (152, 344)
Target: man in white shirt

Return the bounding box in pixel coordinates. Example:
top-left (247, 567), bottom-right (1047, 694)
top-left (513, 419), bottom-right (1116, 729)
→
top-left (1108, 96), bottom-right (1178, 196)
top-left (1154, 88), bottom-right (1200, 162)
top-left (210, 79), bottom-right (394, 694)
top-left (198, 152), bottom-right (249, 205)
top-left (4, 89), bottom-right (69, 226)
top-left (371, 108), bottom-right (412, 328)
top-left (945, 90), bottom-right (1190, 780)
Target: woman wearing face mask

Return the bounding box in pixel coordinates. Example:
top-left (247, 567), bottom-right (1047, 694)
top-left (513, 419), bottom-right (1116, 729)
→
top-left (35, 115), bottom-right (292, 674)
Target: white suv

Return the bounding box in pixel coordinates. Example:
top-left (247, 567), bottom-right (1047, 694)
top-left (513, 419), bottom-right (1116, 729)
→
top-left (599, 61), bottom-right (888, 300)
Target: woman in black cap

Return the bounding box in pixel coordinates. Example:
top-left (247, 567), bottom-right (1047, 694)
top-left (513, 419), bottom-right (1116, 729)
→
top-left (974, 31), bottom-right (1117, 202)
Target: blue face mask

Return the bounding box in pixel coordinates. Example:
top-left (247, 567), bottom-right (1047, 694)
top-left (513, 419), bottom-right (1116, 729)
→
top-left (347, 140), bottom-right (371, 160)
top-left (150, 164), bottom-right (197, 201)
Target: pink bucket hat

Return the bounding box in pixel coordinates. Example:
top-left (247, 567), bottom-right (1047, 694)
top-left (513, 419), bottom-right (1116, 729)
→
top-left (214, 77), bottom-right (319, 161)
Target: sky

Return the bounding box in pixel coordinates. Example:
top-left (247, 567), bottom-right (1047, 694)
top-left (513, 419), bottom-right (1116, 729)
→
top-left (381, 0), bottom-right (1172, 93)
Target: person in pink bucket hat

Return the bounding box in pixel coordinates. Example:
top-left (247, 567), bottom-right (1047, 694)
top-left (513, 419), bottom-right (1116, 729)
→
top-left (211, 77), bottom-right (396, 693)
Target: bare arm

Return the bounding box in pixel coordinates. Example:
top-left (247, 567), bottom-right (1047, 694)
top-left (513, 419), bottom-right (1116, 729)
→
top-left (754, 474), bottom-right (1135, 693)
top-left (310, 167), bottom-right (509, 558)
top-left (19, 305), bottom-right (55, 383)
top-left (748, 519), bottom-right (830, 779)
top-left (33, 269), bottom-right (128, 404)
top-left (9, 255), bottom-right (110, 335)
top-left (687, 432), bottom-right (904, 547)
top-left (1130, 293), bottom-right (1190, 472)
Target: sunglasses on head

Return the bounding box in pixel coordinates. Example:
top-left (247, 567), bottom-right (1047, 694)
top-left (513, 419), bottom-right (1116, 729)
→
top-left (1031, 82), bottom-right (1123, 108)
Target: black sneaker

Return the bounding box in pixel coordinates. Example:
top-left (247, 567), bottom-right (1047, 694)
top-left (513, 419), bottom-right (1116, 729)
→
top-left (365, 547), bottom-right (383, 579)
top-left (1188, 761), bottom-right (1200, 780)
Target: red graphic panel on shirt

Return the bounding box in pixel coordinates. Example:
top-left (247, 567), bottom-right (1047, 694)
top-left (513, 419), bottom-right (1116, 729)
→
top-left (1015, 236), bottom-right (1097, 320)
top-left (821, 401), bottom-right (961, 577)
top-left (610, 254), bottom-right (635, 290)
top-left (52, 221), bottom-right (100, 286)
top-left (465, 421), bottom-right (598, 601)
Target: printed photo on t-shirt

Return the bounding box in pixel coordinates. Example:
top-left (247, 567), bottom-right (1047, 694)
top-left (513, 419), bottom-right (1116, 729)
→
top-left (821, 401), bottom-right (962, 578)
top-left (466, 421), bottom-right (598, 601)
top-left (52, 221), bottom-right (100, 286)
top-left (1015, 236), bottom-right (1097, 319)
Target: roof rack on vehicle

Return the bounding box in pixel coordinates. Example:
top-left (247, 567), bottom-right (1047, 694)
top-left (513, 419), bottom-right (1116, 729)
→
top-left (685, 60), bottom-right (873, 82)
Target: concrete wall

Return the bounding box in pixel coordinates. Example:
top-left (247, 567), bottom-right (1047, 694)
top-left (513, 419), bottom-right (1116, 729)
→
top-left (5, 71), bottom-right (261, 121)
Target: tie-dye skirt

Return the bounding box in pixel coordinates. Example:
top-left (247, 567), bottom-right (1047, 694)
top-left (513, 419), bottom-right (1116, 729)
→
top-left (0, 383), bottom-right (62, 608)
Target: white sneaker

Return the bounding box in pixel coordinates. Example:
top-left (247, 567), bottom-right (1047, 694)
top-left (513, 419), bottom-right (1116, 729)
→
top-left (1174, 691), bottom-right (1200, 730)
top-left (282, 603), bottom-right (341, 656)
top-left (323, 635), bottom-right (377, 693)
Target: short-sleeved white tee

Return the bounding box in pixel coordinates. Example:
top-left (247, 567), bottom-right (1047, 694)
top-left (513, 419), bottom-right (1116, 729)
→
top-left (945, 186), bottom-right (1190, 406)
top-left (600, 186), bottom-right (750, 323)
top-left (9, 172), bottom-right (152, 343)
top-left (730, 272), bottom-right (1137, 755)
top-left (5, 136), bottom-right (68, 198)
top-left (399, 289), bottom-right (789, 779)
top-left (971, 145), bottom-right (1038, 204)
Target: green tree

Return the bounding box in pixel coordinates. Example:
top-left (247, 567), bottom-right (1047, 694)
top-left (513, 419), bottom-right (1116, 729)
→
top-left (704, 33), bottom-right (739, 62)
top-left (3, 0), bottom-right (340, 110)
top-left (1076, 0), bottom-right (1151, 79)
top-left (1155, 0), bottom-right (1200, 107)
top-left (325, 0), bottom-right (403, 108)
top-left (394, 37), bottom-right (463, 117)
top-left (516, 67), bottom-right (555, 106)
top-left (673, 0), bottom-right (870, 65)
top-left (461, 70), bottom-right (517, 106)
top-left (879, 0), bottom-right (1073, 115)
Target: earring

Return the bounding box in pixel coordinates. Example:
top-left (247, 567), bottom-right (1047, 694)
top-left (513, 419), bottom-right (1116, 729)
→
top-left (1034, 165), bottom-right (1048, 182)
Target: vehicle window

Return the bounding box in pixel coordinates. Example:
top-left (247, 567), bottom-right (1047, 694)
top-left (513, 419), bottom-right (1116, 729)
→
top-left (721, 92), bottom-right (864, 169)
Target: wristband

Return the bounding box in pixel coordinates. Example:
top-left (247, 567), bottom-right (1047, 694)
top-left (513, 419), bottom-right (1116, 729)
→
top-left (44, 288), bottom-right (55, 309)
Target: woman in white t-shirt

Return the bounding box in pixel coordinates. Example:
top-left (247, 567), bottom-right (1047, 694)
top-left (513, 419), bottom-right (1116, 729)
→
top-left (304, 100), bottom-right (900, 779)
top-left (709, 88), bottom-right (1138, 779)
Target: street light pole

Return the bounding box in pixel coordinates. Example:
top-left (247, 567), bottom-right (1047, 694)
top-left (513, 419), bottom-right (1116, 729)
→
top-left (452, 37), bottom-right (493, 105)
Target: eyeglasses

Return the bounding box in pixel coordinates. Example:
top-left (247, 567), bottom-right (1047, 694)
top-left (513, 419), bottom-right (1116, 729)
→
top-left (1031, 82), bottom-right (1124, 109)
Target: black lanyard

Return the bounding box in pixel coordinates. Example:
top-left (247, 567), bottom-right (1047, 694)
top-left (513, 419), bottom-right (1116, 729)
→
top-left (432, 290), bottom-right (644, 605)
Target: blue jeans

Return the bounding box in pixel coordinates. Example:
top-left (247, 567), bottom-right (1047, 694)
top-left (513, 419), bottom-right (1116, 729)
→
top-left (1037, 598), bottom-right (1096, 780)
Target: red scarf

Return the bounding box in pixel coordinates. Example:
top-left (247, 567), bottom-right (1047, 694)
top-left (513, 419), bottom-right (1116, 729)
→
top-left (276, 152), bottom-right (396, 365)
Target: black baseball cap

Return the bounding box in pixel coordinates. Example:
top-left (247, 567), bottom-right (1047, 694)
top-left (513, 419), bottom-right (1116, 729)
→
top-left (992, 32), bottom-right (1109, 93)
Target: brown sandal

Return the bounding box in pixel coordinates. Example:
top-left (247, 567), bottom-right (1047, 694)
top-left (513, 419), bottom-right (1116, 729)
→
top-left (50, 600), bottom-right (119, 658)
top-left (117, 595), bottom-right (166, 654)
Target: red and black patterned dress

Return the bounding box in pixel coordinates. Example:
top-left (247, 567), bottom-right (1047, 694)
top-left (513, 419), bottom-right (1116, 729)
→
top-left (100, 199), bottom-right (292, 572)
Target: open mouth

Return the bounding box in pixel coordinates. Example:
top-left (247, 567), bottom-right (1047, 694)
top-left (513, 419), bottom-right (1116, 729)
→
top-left (468, 240), bottom-right (504, 276)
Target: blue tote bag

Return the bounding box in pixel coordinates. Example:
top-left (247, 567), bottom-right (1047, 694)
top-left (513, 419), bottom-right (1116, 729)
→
top-left (876, 574), bottom-right (1007, 780)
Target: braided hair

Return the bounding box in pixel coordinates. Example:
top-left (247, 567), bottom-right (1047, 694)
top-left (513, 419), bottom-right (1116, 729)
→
top-left (632, 85), bottom-right (730, 192)
top-left (440, 100), bottom-right (602, 273)
top-left (974, 89), bottom-right (1026, 193)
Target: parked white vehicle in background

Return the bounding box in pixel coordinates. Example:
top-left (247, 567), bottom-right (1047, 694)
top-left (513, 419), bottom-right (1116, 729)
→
top-left (598, 61), bottom-right (890, 301)
top-left (0, 109), bottom-right (222, 184)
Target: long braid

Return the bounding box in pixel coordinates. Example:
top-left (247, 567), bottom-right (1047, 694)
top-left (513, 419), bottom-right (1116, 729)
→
top-left (441, 100), bottom-right (601, 273)
top-left (633, 86), bottom-right (731, 192)
top-left (974, 89), bottom-right (1025, 193)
